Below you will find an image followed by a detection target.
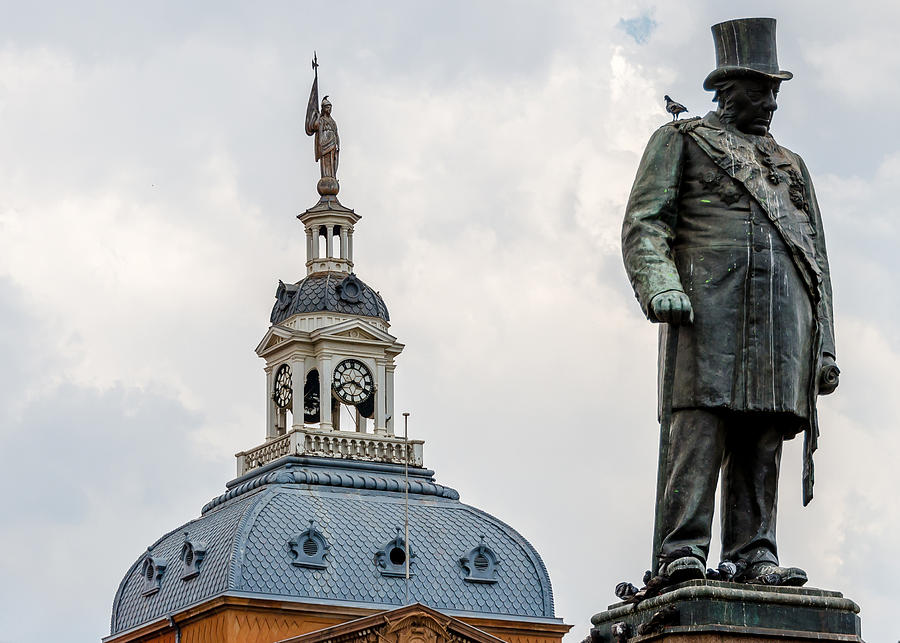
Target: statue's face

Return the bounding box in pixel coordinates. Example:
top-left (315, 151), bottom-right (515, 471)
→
top-left (723, 77), bottom-right (780, 135)
top-left (322, 103), bottom-right (332, 115)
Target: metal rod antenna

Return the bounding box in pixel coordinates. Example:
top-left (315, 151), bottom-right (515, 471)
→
top-left (403, 412), bottom-right (410, 605)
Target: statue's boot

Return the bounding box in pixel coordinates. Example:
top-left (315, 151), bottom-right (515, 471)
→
top-left (741, 562), bottom-right (808, 587)
top-left (662, 556), bottom-right (706, 583)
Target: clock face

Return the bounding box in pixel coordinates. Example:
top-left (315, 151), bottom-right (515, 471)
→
top-left (331, 358), bottom-right (374, 405)
top-left (273, 363), bottom-right (293, 409)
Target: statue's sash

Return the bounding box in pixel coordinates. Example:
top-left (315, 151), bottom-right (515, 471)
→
top-left (686, 122), bottom-right (823, 302)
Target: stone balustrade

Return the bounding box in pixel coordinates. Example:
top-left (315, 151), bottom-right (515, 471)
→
top-left (236, 428), bottom-right (424, 476)
top-left (237, 433), bottom-right (293, 474)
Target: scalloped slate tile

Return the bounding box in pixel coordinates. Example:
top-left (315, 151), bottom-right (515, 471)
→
top-left (111, 491), bottom-right (262, 633)
top-left (270, 272), bottom-right (389, 324)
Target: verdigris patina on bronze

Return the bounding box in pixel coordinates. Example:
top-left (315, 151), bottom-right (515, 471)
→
top-left (306, 53), bottom-right (341, 197)
top-left (622, 18), bottom-right (839, 589)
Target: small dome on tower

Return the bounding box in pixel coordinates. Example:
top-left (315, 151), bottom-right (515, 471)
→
top-left (271, 272), bottom-right (389, 325)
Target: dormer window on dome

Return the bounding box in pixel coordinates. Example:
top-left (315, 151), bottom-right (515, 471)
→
top-left (141, 552), bottom-right (167, 596)
top-left (180, 532), bottom-right (207, 580)
top-left (288, 521), bottom-right (330, 569)
top-left (459, 537), bottom-right (500, 584)
top-left (336, 273), bottom-right (363, 303)
top-left (374, 528), bottom-right (415, 578)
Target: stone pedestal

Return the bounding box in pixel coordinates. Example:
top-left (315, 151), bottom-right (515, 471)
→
top-left (590, 580), bottom-right (862, 642)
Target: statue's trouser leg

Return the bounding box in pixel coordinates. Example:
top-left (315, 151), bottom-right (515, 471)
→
top-left (720, 415), bottom-right (784, 566)
top-left (659, 408), bottom-right (727, 564)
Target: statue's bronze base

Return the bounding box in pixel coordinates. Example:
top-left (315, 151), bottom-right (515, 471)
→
top-left (590, 580), bottom-right (862, 642)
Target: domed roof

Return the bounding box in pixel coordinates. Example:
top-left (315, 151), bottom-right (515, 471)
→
top-left (110, 458), bottom-right (557, 636)
top-left (271, 272), bottom-right (389, 324)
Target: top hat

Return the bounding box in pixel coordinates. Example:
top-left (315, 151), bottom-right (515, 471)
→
top-left (703, 18), bottom-right (793, 91)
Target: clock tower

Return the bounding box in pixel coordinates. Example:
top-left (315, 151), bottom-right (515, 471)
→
top-left (239, 87), bottom-right (413, 477)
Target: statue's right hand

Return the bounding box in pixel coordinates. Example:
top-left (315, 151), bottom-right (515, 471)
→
top-left (650, 290), bottom-right (694, 325)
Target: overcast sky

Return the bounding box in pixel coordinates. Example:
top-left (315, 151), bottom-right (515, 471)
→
top-left (0, 1), bottom-right (898, 641)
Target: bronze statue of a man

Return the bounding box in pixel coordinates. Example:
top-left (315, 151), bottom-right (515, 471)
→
top-left (622, 18), bottom-right (839, 586)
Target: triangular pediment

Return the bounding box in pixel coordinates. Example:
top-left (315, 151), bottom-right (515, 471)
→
top-left (312, 318), bottom-right (398, 344)
top-left (331, 326), bottom-right (381, 341)
top-left (255, 324), bottom-right (298, 356)
top-left (278, 603), bottom-right (507, 643)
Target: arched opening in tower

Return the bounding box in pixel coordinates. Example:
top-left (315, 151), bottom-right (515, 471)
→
top-left (333, 225), bottom-right (342, 259)
top-left (303, 369), bottom-right (321, 424)
top-left (317, 226), bottom-right (327, 258)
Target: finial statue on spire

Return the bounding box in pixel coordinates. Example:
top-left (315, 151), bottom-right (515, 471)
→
top-left (305, 52), bottom-right (340, 198)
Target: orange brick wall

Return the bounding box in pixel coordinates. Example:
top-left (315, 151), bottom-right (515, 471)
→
top-left (106, 599), bottom-right (569, 643)
top-left (459, 617), bottom-right (569, 643)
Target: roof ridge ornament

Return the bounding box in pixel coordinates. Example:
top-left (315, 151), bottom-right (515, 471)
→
top-left (202, 459), bottom-right (455, 514)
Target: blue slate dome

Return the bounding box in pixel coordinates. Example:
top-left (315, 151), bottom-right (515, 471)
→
top-left (271, 272), bottom-right (390, 324)
top-left (109, 457), bottom-right (557, 636)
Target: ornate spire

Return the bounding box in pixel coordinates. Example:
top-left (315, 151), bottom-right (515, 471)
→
top-left (299, 54), bottom-right (358, 275)
top-left (236, 55), bottom-right (408, 479)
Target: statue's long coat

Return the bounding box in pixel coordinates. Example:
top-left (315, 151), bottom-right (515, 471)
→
top-left (622, 112), bottom-right (835, 440)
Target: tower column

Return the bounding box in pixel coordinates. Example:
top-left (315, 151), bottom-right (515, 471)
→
top-left (340, 227), bottom-right (349, 260)
top-left (290, 356), bottom-right (305, 431)
top-left (325, 225), bottom-right (334, 258)
top-left (385, 365), bottom-right (395, 436)
top-left (374, 360), bottom-right (387, 435)
top-left (265, 367), bottom-right (277, 439)
top-left (348, 226), bottom-right (354, 262)
top-left (306, 227), bottom-right (314, 266)
top-left (318, 354), bottom-right (333, 431)
top-left (311, 227), bottom-right (320, 259)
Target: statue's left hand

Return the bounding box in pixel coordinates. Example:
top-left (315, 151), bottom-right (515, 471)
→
top-left (818, 355), bottom-right (840, 395)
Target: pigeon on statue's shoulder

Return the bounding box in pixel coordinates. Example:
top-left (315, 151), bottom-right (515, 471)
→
top-left (664, 95), bottom-right (688, 121)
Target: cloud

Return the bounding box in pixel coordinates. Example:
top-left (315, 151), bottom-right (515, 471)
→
top-left (0, 278), bottom-right (226, 641)
top-left (618, 12), bottom-right (658, 45)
